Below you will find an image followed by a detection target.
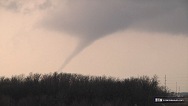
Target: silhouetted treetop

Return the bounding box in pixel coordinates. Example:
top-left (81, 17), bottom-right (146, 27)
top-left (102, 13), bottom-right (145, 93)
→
top-left (0, 72), bottom-right (167, 106)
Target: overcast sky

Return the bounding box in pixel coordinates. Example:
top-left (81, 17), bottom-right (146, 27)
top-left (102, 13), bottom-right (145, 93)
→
top-left (0, 0), bottom-right (188, 92)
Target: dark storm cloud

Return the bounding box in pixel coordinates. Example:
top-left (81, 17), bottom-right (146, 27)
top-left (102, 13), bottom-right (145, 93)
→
top-left (43, 0), bottom-right (188, 36)
top-left (42, 0), bottom-right (187, 70)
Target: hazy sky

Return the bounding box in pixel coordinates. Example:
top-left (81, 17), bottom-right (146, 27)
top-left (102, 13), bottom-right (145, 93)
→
top-left (0, 0), bottom-right (188, 92)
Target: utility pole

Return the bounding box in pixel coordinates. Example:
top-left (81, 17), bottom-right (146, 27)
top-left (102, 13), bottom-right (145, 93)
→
top-left (176, 82), bottom-right (177, 97)
top-left (179, 86), bottom-right (180, 97)
top-left (165, 75), bottom-right (167, 92)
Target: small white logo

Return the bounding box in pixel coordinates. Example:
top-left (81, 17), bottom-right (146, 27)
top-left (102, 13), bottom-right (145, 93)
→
top-left (155, 98), bottom-right (163, 102)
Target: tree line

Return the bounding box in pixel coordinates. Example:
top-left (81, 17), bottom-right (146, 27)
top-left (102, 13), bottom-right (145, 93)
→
top-left (0, 72), bottom-right (168, 106)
